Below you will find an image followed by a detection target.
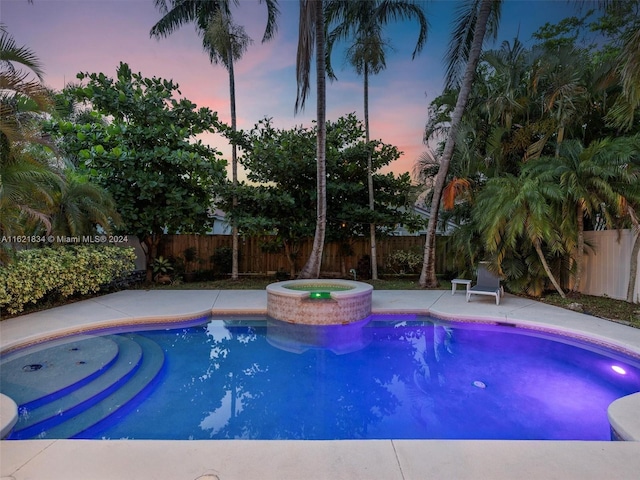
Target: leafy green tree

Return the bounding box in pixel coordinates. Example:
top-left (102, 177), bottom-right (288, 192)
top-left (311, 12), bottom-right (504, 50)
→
top-left (224, 114), bottom-right (419, 277)
top-left (150, 0), bottom-right (280, 280)
top-left (47, 63), bottom-right (227, 281)
top-left (325, 0), bottom-right (428, 280)
top-left (295, 0), bottom-right (327, 279)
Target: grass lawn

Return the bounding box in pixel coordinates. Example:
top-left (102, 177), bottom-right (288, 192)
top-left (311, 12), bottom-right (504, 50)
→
top-left (4, 276), bottom-right (639, 329)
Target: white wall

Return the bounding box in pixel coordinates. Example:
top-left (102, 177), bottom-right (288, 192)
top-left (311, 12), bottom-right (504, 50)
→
top-left (579, 230), bottom-right (639, 303)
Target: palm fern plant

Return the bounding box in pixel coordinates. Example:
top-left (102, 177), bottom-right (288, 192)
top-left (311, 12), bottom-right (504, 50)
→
top-left (0, 25), bottom-right (59, 247)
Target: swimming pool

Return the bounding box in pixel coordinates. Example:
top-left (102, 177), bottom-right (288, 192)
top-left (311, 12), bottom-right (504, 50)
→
top-left (2, 315), bottom-right (639, 440)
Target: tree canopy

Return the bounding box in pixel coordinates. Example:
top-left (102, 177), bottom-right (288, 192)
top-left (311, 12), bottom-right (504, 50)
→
top-left (46, 62), bottom-right (228, 279)
top-left (416, 2), bottom-right (640, 297)
top-left (221, 114), bottom-right (421, 276)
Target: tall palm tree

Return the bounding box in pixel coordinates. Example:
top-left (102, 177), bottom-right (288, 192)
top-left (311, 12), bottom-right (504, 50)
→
top-left (325, 0), bottom-right (428, 280)
top-left (150, 0), bottom-right (279, 280)
top-left (419, 0), bottom-right (501, 287)
top-left (296, 0), bottom-right (327, 279)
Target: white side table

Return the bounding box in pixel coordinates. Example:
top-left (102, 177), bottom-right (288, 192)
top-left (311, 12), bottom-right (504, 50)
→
top-left (451, 278), bottom-right (472, 295)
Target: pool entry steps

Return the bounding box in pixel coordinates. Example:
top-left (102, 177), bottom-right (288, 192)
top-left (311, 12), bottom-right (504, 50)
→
top-left (266, 279), bottom-right (373, 325)
top-left (0, 334), bottom-right (164, 439)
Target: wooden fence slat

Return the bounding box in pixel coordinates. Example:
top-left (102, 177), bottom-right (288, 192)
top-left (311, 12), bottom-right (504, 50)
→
top-left (159, 234), bottom-right (451, 276)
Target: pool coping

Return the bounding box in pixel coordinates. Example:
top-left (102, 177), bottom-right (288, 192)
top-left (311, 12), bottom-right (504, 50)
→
top-left (1, 289), bottom-right (640, 479)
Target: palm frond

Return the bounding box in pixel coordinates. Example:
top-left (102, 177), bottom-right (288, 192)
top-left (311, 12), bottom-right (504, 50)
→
top-left (295, 0), bottom-right (316, 113)
top-left (0, 27), bottom-right (45, 81)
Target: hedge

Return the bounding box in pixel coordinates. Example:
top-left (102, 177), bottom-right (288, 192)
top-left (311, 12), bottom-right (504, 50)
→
top-left (0, 245), bottom-right (137, 315)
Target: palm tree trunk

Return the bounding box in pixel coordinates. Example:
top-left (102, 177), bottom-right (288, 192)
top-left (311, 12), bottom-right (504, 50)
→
top-left (364, 64), bottom-right (378, 280)
top-left (574, 203), bottom-right (584, 292)
top-left (534, 240), bottom-right (566, 298)
top-left (419, 0), bottom-right (493, 288)
top-left (628, 230), bottom-right (640, 303)
top-left (299, 0), bottom-right (326, 279)
top-left (228, 50), bottom-right (239, 281)
top-left (627, 206), bottom-right (640, 303)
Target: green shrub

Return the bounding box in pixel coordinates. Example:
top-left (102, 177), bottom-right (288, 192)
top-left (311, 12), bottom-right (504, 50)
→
top-left (0, 245), bottom-right (136, 315)
top-left (385, 249), bottom-right (423, 275)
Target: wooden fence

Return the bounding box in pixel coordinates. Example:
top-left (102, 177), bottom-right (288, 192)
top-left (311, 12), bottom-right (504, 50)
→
top-left (159, 234), bottom-right (453, 277)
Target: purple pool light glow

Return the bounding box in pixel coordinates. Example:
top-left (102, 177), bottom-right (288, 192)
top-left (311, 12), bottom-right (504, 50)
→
top-left (3, 315), bottom-right (639, 441)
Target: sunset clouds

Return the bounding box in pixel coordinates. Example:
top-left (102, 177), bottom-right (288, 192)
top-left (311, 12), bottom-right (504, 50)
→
top-left (3, 0), bottom-right (577, 180)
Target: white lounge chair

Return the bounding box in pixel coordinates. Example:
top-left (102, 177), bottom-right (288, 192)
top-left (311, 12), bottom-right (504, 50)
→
top-left (466, 262), bottom-right (504, 305)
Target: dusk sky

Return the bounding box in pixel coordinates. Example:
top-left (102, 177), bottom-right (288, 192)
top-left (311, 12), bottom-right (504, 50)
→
top-left (3, 0), bottom-right (582, 179)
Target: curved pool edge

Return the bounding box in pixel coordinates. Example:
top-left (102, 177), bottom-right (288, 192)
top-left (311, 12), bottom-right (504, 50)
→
top-left (1, 289), bottom-right (639, 443)
top-left (608, 392), bottom-right (640, 441)
top-left (0, 393), bottom-right (18, 439)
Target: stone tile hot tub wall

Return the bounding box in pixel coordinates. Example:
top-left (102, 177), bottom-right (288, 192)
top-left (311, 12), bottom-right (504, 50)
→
top-left (266, 280), bottom-right (373, 325)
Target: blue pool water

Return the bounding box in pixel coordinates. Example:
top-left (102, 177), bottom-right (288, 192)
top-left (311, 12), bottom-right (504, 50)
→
top-left (3, 315), bottom-right (640, 440)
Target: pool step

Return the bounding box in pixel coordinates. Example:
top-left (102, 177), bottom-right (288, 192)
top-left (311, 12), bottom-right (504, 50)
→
top-left (7, 334), bottom-right (164, 440)
top-left (0, 335), bottom-right (120, 409)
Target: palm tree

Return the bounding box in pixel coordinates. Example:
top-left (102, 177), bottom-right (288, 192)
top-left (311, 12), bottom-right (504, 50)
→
top-left (419, 0), bottom-right (501, 287)
top-left (325, 0), bottom-right (427, 280)
top-left (525, 137), bottom-right (640, 291)
top-left (481, 37), bottom-right (527, 131)
top-left (295, 0), bottom-right (327, 279)
top-left (474, 172), bottom-right (566, 298)
top-left (603, 2), bottom-right (640, 130)
top-left (150, 0), bottom-right (279, 280)
top-left (50, 167), bottom-right (122, 237)
top-left (0, 25), bottom-right (58, 244)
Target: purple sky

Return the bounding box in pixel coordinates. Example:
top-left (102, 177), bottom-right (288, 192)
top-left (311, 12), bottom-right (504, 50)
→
top-left (2, 0), bottom-right (582, 179)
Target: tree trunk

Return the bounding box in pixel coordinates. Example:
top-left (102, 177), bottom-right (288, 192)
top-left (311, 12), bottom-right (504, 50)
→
top-left (534, 239), bottom-right (566, 298)
top-left (299, 0), bottom-right (326, 279)
top-left (283, 240), bottom-right (297, 278)
top-left (574, 203), bottom-right (584, 292)
top-left (143, 233), bottom-right (161, 283)
top-left (229, 50), bottom-right (239, 281)
top-left (419, 0), bottom-right (493, 288)
top-left (364, 64), bottom-right (378, 280)
top-left (627, 206), bottom-right (640, 303)
top-left (627, 230), bottom-right (640, 303)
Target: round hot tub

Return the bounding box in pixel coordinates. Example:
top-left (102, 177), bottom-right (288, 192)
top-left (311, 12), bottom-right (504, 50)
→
top-left (266, 279), bottom-right (373, 325)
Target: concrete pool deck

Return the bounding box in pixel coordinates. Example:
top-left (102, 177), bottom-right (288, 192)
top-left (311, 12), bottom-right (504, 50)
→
top-left (1, 289), bottom-right (640, 479)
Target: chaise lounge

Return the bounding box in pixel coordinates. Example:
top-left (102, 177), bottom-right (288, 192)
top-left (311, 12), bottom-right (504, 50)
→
top-left (466, 262), bottom-right (504, 305)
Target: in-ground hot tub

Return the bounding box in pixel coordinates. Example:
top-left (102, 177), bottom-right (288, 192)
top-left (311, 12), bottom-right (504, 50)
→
top-left (266, 279), bottom-right (373, 325)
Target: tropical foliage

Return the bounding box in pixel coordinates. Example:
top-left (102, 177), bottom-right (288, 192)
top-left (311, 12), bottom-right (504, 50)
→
top-left (416, 2), bottom-right (640, 298)
top-left (45, 63), bottom-right (227, 281)
top-left (0, 245), bottom-right (136, 315)
top-left (221, 114), bottom-right (421, 277)
top-left (150, 0), bottom-right (280, 280)
top-left (325, 0), bottom-right (428, 279)
top-left (0, 26), bottom-right (120, 264)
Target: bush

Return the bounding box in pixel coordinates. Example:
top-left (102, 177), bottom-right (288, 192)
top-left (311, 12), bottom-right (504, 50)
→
top-left (211, 246), bottom-right (233, 275)
top-left (0, 245), bottom-right (136, 315)
top-left (385, 249), bottom-right (423, 275)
